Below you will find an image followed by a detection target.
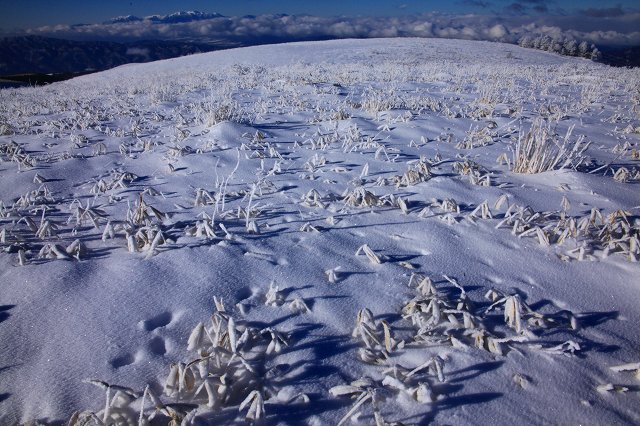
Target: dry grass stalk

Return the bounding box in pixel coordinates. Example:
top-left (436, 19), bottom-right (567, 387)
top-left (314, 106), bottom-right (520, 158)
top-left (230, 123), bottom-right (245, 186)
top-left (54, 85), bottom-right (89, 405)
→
top-left (356, 244), bottom-right (383, 264)
top-left (512, 120), bottom-right (590, 174)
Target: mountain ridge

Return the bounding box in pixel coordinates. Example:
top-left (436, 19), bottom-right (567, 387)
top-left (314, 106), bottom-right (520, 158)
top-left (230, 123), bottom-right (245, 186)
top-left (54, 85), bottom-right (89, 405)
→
top-left (0, 35), bottom-right (237, 75)
top-left (105, 10), bottom-right (226, 25)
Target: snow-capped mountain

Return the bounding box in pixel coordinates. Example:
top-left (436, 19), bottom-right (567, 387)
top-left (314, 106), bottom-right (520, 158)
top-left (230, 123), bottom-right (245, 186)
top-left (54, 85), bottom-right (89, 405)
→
top-left (151, 10), bottom-right (225, 23)
top-left (106, 10), bottom-right (225, 25)
top-left (105, 15), bottom-right (143, 24)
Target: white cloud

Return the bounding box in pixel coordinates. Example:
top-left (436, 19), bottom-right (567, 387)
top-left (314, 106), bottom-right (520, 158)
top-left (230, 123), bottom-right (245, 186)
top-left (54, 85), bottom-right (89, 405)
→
top-left (488, 24), bottom-right (508, 40)
top-left (21, 12), bottom-right (640, 47)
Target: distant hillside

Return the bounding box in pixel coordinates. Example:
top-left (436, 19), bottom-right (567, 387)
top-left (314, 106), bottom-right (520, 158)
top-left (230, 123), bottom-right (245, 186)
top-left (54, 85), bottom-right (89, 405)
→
top-left (598, 45), bottom-right (640, 68)
top-left (0, 35), bottom-right (235, 75)
top-left (0, 34), bottom-right (636, 79)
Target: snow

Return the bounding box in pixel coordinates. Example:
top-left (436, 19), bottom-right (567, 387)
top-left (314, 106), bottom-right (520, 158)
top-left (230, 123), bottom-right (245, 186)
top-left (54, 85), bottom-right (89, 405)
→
top-left (0, 38), bottom-right (639, 425)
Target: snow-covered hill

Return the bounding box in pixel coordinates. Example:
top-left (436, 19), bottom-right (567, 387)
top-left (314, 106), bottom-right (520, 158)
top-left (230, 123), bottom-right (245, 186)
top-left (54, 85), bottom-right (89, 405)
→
top-left (0, 38), bottom-right (639, 425)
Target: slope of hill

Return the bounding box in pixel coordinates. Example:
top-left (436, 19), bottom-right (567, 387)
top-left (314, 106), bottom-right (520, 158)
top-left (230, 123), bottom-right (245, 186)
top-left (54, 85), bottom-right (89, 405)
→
top-left (0, 38), bottom-right (639, 425)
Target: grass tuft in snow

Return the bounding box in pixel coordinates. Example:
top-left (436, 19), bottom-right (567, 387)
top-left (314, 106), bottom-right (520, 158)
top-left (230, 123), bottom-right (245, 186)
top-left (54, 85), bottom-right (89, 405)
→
top-left (512, 120), bottom-right (590, 174)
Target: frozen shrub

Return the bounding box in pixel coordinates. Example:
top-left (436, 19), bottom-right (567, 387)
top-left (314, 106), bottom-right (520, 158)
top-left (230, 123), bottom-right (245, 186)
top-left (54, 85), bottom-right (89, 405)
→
top-left (512, 120), bottom-right (590, 174)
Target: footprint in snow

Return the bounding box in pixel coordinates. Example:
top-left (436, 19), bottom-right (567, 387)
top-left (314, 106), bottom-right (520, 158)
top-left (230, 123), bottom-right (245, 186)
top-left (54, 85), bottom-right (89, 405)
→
top-left (148, 335), bottom-right (167, 356)
top-left (110, 353), bottom-right (135, 369)
top-left (140, 311), bottom-right (172, 331)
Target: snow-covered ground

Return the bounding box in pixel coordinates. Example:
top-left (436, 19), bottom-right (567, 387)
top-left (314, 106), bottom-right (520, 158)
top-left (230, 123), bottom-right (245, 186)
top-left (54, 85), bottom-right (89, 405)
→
top-left (0, 38), bottom-right (639, 425)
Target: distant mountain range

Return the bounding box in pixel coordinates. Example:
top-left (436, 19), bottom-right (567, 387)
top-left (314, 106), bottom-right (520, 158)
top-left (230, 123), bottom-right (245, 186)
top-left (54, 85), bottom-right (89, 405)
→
top-left (106, 11), bottom-right (226, 25)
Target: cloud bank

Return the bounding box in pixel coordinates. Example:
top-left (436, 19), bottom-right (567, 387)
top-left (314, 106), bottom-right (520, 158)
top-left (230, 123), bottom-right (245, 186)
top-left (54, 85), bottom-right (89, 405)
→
top-left (17, 11), bottom-right (640, 47)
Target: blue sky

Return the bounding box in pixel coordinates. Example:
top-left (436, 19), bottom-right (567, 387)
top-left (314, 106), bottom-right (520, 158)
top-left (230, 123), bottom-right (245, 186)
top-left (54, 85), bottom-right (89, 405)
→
top-left (1, 0), bottom-right (638, 30)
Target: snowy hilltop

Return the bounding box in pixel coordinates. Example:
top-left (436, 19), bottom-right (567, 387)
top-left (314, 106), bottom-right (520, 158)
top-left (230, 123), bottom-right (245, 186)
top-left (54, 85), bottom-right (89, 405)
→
top-left (0, 38), bottom-right (639, 425)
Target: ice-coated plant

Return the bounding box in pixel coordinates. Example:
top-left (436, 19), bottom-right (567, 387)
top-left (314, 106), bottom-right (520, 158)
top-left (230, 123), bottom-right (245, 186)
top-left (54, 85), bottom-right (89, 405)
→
top-left (63, 294), bottom-right (314, 422)
top-left (35, 218), bottom-right (59, 240)
top-left (300, 189), bottom-right (326, 209)
top-left (239, 390), bottom-right (265, 423)
top-left (329, 377), bottom-right (388, 426)
top-left (65, 239), bottom-right (85, 260)
top-left (38, 243), bottom-right (72, 260)
top-left (352, 308), bottom-right (395, 351)
top-left (193, 188), bottom-right (217, 207)
top-left (456, 124), bottom-right (496, 149)
top-left (299, 222), bottom-right (321, 233)
top-left (492, 199), bottom-right (640, 262)
top-left (124, 225), bottom-right (168, 258)
top-left (408, 273), bottom-right (437, 296)
top-left (486, 294), bottom-right (528, 334)
top-left (15, 185), bottom-right (55, 208)
top-left (288, 295), bottom-right (311, 313)
top-left (467, 200), bottom-right (493, 221)
top-left (432, 198), bottom-right (460, 214)
top-left (343, 186), bottom-right (381, 208)
top-left (264, 281), bottom-right (284, 306)
top-left (127, 194), bottom-right (167, 226)
top-left (325, 267), bottom-right (341, 283)
top-left (610, 362), bottom-right (640, 380)
top-left (261, 327), bottom-right (289, 354)
top-left (392, 158), bottom-right (432, 188)
top-left (68, 199), bottom-right (106, 229)
top-left (68, 380), bottom-right (140, 426)
top-left (539, 340), bottom-right (581, 355)
top-left (511, 120), bottom-right (590, 174)
top-left (355, 244), bottom-right (384, 264)
top-left (596, 383), bottom-right (630, 394)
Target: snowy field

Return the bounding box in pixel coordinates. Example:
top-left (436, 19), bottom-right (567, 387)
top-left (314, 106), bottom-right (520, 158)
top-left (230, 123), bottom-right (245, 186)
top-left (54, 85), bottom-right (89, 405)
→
top-left (0, 38), bottom-right (639, 425)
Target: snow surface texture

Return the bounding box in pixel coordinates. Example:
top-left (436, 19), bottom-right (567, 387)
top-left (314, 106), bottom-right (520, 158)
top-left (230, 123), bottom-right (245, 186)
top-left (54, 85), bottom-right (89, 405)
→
top-left (0, 38), bottom-right (639, 425)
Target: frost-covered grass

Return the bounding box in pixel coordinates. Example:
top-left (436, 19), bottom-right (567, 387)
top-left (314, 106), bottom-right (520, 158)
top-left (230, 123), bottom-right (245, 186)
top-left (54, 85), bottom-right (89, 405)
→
top-left (511, 120), bottom-right (591, 174)
top-left (0, 38), bottom-right (639, 425)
